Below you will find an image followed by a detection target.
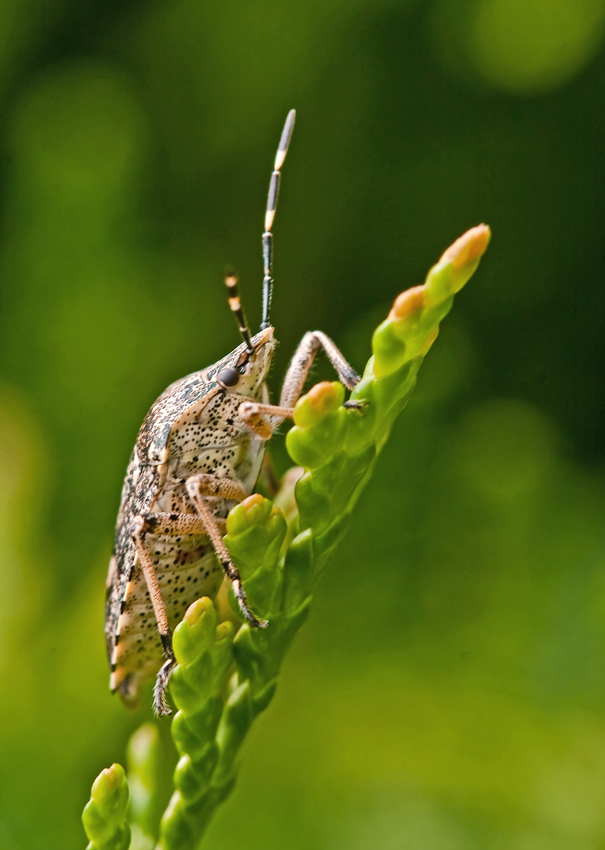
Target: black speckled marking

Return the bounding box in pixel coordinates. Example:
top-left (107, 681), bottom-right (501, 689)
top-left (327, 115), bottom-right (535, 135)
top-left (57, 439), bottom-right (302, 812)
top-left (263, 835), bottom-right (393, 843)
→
top-left (105, 329), bottom-right (275, 703)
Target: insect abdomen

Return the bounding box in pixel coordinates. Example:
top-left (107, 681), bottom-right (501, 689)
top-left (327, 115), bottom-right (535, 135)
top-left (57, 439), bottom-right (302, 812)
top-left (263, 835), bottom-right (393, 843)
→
top-left (109, 531), bottom-right (222, 702)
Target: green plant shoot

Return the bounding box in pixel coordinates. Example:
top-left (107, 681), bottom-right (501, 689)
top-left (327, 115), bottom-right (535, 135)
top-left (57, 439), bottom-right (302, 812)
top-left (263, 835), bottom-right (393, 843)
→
top-left (83, 224), bottom-right (491, 850)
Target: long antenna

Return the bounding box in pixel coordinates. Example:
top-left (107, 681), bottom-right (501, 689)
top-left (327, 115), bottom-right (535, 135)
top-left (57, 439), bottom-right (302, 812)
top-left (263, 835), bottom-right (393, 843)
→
top-left (261, 109), bottom-right (296, 330)
top-left (225, 271), bottom-right (253, 352)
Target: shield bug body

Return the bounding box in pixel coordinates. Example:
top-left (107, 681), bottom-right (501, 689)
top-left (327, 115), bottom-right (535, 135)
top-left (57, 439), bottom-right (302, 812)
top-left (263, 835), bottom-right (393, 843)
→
top-left (105, 111), bottom-right (361, 715)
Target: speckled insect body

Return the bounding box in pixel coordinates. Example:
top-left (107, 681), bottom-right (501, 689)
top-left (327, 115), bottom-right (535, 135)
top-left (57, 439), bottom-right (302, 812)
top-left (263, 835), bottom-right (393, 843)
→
top-left (105, 330), bottom-right (274, 710)
top-left (105, 111), bottom-right (361, 716)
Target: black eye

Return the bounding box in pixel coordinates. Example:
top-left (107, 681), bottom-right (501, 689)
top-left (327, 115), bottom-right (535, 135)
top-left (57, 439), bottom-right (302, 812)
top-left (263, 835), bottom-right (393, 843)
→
top-left (217, 367), bottom-right (240, 388)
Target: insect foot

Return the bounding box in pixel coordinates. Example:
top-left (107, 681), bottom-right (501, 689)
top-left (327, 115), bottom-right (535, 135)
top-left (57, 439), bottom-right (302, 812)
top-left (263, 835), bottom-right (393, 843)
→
top-left (156, 628), bottom-right (177, 712)
top-left (238, 400), bottom-right (296, 439)
top-left (342, 399), bottom-right (366, 411)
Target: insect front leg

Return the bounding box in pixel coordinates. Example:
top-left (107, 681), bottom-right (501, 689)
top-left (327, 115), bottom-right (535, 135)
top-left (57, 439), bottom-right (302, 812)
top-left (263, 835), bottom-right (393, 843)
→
top-left (280, 330), bottom-right (360, 404)
top-left (185, 475), bottom-right (268, 631)
top-left (238, 330), bottom-right (362, 437)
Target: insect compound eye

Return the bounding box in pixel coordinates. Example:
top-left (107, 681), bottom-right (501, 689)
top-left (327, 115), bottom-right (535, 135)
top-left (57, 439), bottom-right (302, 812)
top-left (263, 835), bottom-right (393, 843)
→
top-left (217, 367), bottom-right (240, 388)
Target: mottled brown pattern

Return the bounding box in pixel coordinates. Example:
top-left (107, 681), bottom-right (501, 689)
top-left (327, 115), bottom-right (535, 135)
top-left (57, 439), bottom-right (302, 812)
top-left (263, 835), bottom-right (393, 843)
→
top-left (105, 329), bottom-right (275, 705)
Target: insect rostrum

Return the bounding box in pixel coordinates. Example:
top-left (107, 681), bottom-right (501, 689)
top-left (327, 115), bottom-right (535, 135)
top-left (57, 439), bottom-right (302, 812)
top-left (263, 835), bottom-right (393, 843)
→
top-left (104, 110), bottom-right (362, 716)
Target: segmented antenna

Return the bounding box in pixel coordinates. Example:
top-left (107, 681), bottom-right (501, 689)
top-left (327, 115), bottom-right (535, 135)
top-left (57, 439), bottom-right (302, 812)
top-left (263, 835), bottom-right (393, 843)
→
top-left (225, 271), bottom-right (253, 352)
top-left (261, 109), bottom-right (296, 330)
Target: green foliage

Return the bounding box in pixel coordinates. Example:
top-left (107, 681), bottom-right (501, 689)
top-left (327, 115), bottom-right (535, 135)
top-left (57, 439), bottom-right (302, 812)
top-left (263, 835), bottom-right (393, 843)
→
top-left (82, 764), bottom-right (131, 850)
top-left (84, 225), bottom-right (490, 849)
top-left (1, 3), bottom-right (604, 847)
top-left (126, 723), bottom-right (162, 849)
top-left (159, 600), bottom-right (236, 850)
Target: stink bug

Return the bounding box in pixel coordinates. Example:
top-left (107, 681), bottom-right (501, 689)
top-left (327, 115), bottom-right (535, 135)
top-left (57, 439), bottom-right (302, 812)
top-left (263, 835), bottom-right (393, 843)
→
top-left (105, 111), bottom-right (361, 715)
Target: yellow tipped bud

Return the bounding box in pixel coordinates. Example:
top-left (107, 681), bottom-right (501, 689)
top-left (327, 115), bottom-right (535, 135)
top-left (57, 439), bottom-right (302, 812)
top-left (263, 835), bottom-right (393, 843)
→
top-left (242, 493), bottom-right (265, 511)
top-left (183, 596), bottom-right (214, 626)
top-left (424, 224), bottom-right (492, 305)
top-left (440, 224), bottom-right (491, 270)
top-left (389, 285), bottom-right (425, 322)
top-left (306, 381), bottom-right (341, 413)
top-left (293, 381), bottom-right (345, 428)
top-left (92, 764), bottom-right (124, 800)
top-left (227, 493), bottom-right (273, 535)
top-left (240, 493), bottom-right (267, 524)
top-left (215, 621), bottom-right (235, 642)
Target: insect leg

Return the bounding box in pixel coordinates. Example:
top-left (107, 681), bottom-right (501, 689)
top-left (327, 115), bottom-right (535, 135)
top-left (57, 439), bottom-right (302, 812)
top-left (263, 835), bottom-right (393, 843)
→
top-left (132, 516), bottom-right (176, 716)
top-left (186, 474), bottom-right (247, 502)
top-left (238, 332), bottom-right (362, 436)
top-left (140, 511), bottom-right (227, 535)
top-left (237, 401), bottom-right (292, 438)
top-left (280, 331), bottom-right (360, 409)
top-left (185, 475), bottom-right (268, 629)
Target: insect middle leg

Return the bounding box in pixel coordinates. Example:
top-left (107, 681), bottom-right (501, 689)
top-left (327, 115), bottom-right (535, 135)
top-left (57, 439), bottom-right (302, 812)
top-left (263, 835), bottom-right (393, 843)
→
top-left (133, 476), bottom-right (250, 715)
top-left (185, 475), bottom-right (267, 630)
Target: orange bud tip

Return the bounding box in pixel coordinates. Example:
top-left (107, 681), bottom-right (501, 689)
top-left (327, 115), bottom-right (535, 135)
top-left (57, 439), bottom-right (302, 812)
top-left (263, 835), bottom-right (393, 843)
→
top-left (307, 381), bottom-right (339, 413)
top-left (389, 285), bottom-right (425, 321)
top-left (104, 766), bottom-right (120, 789)
top-left (183, 596), bottom-right (214, 626)
top-left (92, 764), bottom-right (124, 798)
top-left (440, 224), bottom-right (491, 269)
top-left (215, 621), bottom-right (235, 641)
top-left (241, 493), bottom-right (265, 514)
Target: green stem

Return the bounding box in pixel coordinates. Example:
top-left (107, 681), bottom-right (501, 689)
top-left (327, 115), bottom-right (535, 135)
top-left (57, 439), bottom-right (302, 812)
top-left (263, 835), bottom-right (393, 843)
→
top-left (84, 224), bottom-right (491, 850)
top-left (82, 764), bottom-right (131, 850)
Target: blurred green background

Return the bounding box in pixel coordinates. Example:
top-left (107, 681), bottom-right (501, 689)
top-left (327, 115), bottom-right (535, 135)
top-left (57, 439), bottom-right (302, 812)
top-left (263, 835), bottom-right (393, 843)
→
top-left (1, 0), bottom-right (605, 847)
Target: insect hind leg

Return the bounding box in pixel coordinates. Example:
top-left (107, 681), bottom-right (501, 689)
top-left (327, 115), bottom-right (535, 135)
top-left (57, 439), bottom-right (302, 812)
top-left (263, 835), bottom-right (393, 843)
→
top-left (129, 498), bottom-right (248, 716)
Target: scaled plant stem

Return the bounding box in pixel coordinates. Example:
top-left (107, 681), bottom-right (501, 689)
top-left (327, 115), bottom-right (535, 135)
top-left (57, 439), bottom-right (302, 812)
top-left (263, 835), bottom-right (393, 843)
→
top-left (127, 723), bottom-right (162, 849)
top-left (82, 763), bottom-right (131, 850)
